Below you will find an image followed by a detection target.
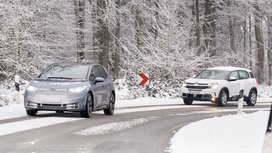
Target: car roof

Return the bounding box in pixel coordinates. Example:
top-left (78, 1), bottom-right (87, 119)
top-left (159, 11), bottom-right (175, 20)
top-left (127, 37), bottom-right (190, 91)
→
top-left (50, 62), bottom-right (97, 67)
top-left (207, 66), bottom-right (252, 72)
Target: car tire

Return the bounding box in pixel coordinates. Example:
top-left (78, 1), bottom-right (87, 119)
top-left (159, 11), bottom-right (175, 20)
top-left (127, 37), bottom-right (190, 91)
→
top-left (217, 90), bottom-right (228, 107)
top-left (246, 90), bottom-right (257, 106)
top-left (183, 98), bottom-right (193, 105)
top-left (26, 110), bottom-right (37, 116)
top-left (104, 93), bottom-right (115, 115)
top-left (80, 93), bottom-right (92, 118)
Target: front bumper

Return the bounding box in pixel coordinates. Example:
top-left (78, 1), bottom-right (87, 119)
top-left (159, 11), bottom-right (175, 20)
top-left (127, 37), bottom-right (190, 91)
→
top-left (24, 90), bottom-right (87, 112)
top-left (181, 88), bottom-right (218, 102)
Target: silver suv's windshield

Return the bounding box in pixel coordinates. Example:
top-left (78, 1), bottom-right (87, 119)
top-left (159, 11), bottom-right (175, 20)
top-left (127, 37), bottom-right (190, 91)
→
top-left (39, 64), bottom-right (89, 79)
top-left (196, 70), bottom-right (230, 80)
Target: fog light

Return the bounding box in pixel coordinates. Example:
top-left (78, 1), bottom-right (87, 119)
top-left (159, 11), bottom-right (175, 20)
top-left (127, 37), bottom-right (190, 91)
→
top-left (66, 104), bottom-right (77, 109)
top-left (211, 97), bottom-right (216, 102)
top-left (28, 102), bottom-right (38, 108)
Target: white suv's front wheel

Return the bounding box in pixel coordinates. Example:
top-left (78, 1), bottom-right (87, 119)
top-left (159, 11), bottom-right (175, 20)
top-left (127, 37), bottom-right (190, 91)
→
top-left (183, 98), bottom-right (193, 105)
top-left (217, 90), bottom-right (228, 107)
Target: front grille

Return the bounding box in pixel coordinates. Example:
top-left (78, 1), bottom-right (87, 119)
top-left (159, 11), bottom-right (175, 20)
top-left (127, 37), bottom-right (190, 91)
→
top-left (184, 94), bottom-right (212, 100)
top-left (27, 102), bottom-right (79, 110)
top-left (42, 104), bottom-right (65, 109)
top-left (186, 85), bottom-right (209, 89)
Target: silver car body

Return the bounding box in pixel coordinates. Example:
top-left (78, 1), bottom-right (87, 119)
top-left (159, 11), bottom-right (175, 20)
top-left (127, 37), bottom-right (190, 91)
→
top-left (24, 63), bottom-right (115, 114)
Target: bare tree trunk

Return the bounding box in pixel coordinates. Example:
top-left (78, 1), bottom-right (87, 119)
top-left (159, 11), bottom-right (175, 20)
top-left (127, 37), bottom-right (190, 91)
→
top-left (254, 2), bottom-right (264, 83)
top-left (268, 17), bottom-right (272, 85)
top-left (195, 0), bottom-right (201, 56)
top-left (189, 0), bottom-right (195, 50)
top-left (101, 24), bottom-right (109, 68)
top-left (154, 1), bottom-right (159, 39)
top-left (90, 0), bottom-right (99, 63)
top-left (94, 0), bottom-right (109, 68)
top-left (228, 0), bottom-right (235, 56)
top-left (135, 7), bottom-right (144, 49)
top-left (74, 0), bottom-right (85, 62)
top-left (243, 16), bottom-right (247, 65)
top-left (203, 0), bottom-right (209, 51)
top-left (113, 0), bottom-right (121, 80)
top-left (249, 15), bottom-right (252, 69)
top-left (229, 18), bottom-right (235, 53)
top-left (203, 0), bottom-right (216, 56)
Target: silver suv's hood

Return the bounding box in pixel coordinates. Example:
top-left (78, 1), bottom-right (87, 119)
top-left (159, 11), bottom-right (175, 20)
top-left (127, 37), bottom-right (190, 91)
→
top-left (30, 80), bottom-right (87, 89)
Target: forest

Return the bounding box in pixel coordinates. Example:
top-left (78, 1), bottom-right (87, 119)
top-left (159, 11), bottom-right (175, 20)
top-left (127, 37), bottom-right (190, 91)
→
top-left (0, 0), bottom-right (271, 98)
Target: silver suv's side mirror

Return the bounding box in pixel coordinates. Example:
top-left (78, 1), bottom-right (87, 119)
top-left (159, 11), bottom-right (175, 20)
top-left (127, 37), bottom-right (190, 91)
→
top-left (94, 77), bottom-right (105, 84)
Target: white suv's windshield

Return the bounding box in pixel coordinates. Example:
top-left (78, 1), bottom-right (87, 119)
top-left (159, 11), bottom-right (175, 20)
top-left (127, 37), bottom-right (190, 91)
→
top-left (196, 70), bottom-right (230, 80)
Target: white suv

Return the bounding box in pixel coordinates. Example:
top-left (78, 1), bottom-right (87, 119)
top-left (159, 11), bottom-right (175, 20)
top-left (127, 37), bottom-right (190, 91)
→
top-left (181, 67), bottom-right (258, 107)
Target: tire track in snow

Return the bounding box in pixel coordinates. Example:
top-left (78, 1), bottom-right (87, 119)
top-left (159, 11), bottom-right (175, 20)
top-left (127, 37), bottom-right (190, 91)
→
top-left (75, 116), bottom-right (159, 136)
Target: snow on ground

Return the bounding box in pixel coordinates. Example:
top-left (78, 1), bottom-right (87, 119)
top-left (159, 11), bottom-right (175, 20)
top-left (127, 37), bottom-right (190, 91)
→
top-left (170, 111), bottom-right (270, 153)
top-left (263, 132), bottom-right (272, 153)
top-left (0, 102), bottom-right (25, 120)
top-left (0, 117), bottom-right (82, 136)
top-left (0, 82), bottom-right (271, 151)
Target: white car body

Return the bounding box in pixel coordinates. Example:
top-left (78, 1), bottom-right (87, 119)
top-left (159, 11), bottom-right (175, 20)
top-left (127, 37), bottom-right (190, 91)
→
top-left (181, 67), bottom-right (258, 106)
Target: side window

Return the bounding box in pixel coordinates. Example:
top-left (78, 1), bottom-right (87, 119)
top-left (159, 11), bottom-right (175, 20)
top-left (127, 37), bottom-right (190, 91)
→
top-left (238, 70), bottom-right (249, 80)
top-left (96, 65), bottom-right (108, 78)
top-left (229, 71), bottom-right (239, 79)
top-left (89, 67), bottom-right (97, 81)
top-left (91, 65), bottom-right (108, 79)
top-left (250, 72), bottom-right (255, 78)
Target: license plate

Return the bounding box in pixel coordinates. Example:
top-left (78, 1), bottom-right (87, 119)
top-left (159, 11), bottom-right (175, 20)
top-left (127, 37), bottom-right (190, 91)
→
top-left (189, 90), bottom-right (200, 94)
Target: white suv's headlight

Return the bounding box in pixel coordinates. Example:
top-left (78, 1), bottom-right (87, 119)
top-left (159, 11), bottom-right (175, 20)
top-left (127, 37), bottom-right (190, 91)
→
top-left (69, 86), bottom-right (86, 93)
top-left (210, 82), bottom-right (219, 89)
top-left (26, 85), bottom-right (38, 92)
top-left (182, 82), bottom-right (187, 88)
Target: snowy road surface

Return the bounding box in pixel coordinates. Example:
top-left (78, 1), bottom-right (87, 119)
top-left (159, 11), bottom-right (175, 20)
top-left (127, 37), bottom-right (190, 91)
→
top-left (0, 99), bottom-right (271, 153)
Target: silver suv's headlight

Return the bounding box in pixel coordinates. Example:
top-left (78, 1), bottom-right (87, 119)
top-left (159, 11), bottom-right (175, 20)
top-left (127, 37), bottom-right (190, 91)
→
top-left (209, 82), bottom-right (219, 89)
top-left (26, 85), bottom-right (38, 92)
top-left (69, 86), bottom-right (86, 93)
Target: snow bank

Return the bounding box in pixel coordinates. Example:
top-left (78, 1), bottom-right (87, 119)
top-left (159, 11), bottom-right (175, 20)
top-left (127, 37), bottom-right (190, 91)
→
top-left (258, 85), bottom-right (272, 102)
top-left (170, 111), bottom-right (270, 153)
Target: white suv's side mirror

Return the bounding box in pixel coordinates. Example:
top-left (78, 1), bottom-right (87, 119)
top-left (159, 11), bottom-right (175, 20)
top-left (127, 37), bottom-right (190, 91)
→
top-left (229, 76), bottom-right (237, 81)
top-left (192, 75), bottom-right (196, 78)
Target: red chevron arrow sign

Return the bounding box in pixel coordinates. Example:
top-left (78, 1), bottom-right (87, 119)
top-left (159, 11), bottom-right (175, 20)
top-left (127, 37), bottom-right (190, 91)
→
top-left (138, 72), bottom-right (149, 86)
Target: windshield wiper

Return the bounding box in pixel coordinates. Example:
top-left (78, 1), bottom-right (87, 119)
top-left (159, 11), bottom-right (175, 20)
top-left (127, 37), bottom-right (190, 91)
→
top-left (47, 77), bottom-right (73, 80)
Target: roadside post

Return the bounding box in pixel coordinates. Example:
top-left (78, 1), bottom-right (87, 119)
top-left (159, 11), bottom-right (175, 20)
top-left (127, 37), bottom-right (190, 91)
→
top-left (237, 82), bottom-right (245, 115)
top-left (15, 74), bottom-right (20, 104)
top-left (267, 102), bottom-right (272, 132)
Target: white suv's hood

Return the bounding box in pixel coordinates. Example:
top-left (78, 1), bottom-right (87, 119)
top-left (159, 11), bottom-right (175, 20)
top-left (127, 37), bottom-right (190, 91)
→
top-left (185, 78), bottom-right (226, 84)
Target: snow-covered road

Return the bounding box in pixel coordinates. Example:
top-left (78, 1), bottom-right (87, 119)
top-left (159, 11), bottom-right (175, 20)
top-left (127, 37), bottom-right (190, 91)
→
top-left (0, 97), bottom-right (271, 153)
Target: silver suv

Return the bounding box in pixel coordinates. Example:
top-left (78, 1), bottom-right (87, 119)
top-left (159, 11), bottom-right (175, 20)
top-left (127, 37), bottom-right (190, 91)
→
top-left (181, 67), bottom-right (258, 107)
